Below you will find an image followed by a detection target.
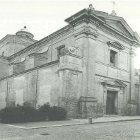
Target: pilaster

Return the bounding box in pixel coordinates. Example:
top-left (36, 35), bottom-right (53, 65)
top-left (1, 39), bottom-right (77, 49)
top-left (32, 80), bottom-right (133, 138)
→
top-left (129, 48), bottom-right (136, 102)
top-left (57, 46), bottom-right (82, 118)
top-left (80, 26), bottom-right (99, 97)
top-left (129, 48), bottom-right (137, 115)
top-left (24, 70), bottom-right (38, 107)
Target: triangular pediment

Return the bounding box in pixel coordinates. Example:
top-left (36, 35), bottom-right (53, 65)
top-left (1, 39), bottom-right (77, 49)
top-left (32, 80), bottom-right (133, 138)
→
top-left (65, 9), bottom-right (140, 43)
top-left (101, 79), bottom-right (127, 88)
top-left (105, 20), bottom-right (132, 38)
top-left (93, 11), bottom-right (138, 41)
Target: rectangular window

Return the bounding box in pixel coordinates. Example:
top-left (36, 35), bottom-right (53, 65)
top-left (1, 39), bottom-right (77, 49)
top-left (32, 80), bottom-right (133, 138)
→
top-left (110, 50), bottom-right (117, 67)
top-left (57, 45), bottom-right (65, 59)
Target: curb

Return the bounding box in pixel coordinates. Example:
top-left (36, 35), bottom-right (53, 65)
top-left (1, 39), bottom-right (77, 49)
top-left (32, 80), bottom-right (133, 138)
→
top-left (7, 118), bottom-right (140, 130)
top-left (90, 118), bottom-right (140, 125)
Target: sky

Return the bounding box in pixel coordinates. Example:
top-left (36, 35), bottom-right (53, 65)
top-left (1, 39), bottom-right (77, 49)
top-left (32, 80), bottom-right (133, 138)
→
top-left (0, 0), bottom-right (140, 68)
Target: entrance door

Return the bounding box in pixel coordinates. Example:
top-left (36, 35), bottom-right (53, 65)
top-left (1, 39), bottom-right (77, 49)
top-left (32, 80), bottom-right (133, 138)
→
top-left (106, 91), bottom-right (117, 114)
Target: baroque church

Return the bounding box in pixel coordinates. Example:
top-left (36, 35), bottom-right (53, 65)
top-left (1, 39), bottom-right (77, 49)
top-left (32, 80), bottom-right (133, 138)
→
top-left (0, 5), bottom-right (140, 118)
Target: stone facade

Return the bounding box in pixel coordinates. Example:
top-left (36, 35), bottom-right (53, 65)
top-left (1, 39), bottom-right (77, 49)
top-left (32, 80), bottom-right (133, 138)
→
top-left (0, 6), bottom-right (140, 118)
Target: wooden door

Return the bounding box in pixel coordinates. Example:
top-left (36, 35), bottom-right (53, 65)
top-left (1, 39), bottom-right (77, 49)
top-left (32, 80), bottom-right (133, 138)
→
top-left (106, 91), bottom-right (117, 114)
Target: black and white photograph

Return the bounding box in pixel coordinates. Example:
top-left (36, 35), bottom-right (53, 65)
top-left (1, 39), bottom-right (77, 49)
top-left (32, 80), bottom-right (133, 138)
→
top-left (0, 0), bottom-right (140, 139)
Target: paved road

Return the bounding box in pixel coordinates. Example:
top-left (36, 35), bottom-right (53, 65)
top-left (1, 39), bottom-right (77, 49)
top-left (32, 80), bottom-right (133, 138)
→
top-left (0, 120), bottom-right (140, 140)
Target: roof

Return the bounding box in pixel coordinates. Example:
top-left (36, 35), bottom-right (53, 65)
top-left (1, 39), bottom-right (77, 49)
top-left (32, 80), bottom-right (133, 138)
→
top-left (4, 6), bottom-right (140, 60)
top-left (65, 6), bottom-right (140, 44)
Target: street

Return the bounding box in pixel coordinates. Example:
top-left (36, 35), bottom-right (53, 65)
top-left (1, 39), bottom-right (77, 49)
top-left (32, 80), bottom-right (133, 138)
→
top-left (0, 120), bottom-right (140, 140)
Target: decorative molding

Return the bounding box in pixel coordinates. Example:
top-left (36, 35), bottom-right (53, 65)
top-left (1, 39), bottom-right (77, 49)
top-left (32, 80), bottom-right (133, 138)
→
top-left (65, 46), bottom-right (81, 57)
top-left (65, 8), bottom-right (138, 46)
top-left (65, 9), bottom-right (88, 24)
top-left (101, 79), bottom-right (127, 88)
top-left (4, 7), bottom-right (140, 63)
top-left (10, 59), bottom-right (25, 65)
top-left (29, 48), bottom-right (49, 57)
top-left (74, 26), bottom-right (99, 38)
top-left (0, 60), bottom-right (59, 81)
top-left (107, 41), bottom-right (125, 50)
top-left (0, 55), bottom-right (9, 62)
top-left (95, 61), bottom-right (130, 73)
top-left (57, 45), bottom-right (82, 58)
top-left (96, 73), bottom-right (130, 83)
top-left (8, 25), bottom-right (72, 61)
top-left (57, 67), bottom-right (82, 73)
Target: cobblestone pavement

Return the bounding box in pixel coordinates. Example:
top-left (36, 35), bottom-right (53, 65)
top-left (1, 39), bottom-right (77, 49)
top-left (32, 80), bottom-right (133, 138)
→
top-left (1, 120), bottom-right (140, 140)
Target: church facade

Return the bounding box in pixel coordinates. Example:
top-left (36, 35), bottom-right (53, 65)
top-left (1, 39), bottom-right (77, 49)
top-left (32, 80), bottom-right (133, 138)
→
top-left (0, 5), bottom-right (140, 118)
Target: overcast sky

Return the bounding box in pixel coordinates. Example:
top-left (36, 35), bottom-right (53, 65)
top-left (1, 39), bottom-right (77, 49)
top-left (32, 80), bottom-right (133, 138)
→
top-left (0, 0), bottom-right (140, 68)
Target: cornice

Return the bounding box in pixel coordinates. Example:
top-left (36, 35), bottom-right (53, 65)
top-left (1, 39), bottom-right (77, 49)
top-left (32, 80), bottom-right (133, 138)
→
top-left (74, 26), bottom-right (99, 39)
top-left (8, 25), bottom-right (72, 61)
top-left (107, 41), bottom-right (125, 50)
top-left (65, 9), bottom-right (88, 23)
top-left (65, 8), bottom-right (139, 46)
top-left (28, 49), bottom-right (49, 57)
top-left (76, 18), bottom-right (135, 45)
top-left (58, 67), bottom-right (82, 73)
top-left (101, 79), bottom-right (127, 88)
top-left (0, 55), bottom-right (9, 63)
top-left (65, 8), bottom-right (105, 25)
top-left (5, 7), bottom-right (140, 62)
top-left (96, 74), bottom-right (130, 83)
top-left (0, 60), bottom-right (59, 81)
top-left (0, 35), bottom-right (12, 45)
top-left (10, 59), bottom-right (25, 65)
top-left (95, 61), bottom-right (130, 73)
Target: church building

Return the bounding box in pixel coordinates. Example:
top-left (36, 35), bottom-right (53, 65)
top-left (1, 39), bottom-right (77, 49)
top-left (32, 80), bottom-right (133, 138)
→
top-left (0, 5), bottom-right (140, 118)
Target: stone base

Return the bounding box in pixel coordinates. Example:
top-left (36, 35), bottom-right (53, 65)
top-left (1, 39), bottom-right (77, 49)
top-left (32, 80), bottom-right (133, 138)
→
top-left (127, 103), bottom-right (137, 116)
top-left (58, 97), bottom-right (79, 118)
top-left (79, 96), bottom-right (98, 118)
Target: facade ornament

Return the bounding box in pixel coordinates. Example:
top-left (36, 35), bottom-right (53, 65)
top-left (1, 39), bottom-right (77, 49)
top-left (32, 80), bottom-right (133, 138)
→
top-left (111, 10), bottom-right (117, 16)
top-left (107, 41), bottom-right (125, 50)
top-left (77, 27), bottom-right (99, 38)
top-left (88, 4), bottom-right (95, 11)
top-left (87, 4), bottom-right (95, 15)
top-left (65, 46), bottom-right (80, 56)
top-left (111, 1), bottom-right (117, 16)
top-left (101, 80), bottom-right (126, 88)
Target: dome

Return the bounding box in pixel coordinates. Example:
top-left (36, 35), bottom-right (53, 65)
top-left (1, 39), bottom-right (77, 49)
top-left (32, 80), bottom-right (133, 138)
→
top-left (16, 26), bottom-right (34, 39)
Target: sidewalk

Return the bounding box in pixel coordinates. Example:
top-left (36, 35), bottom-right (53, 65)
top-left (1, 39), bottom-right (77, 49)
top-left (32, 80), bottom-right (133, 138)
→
top-left (73, 115), bottom-right (140, 123)
top-left (5, 116), bottom-right (140, 130)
